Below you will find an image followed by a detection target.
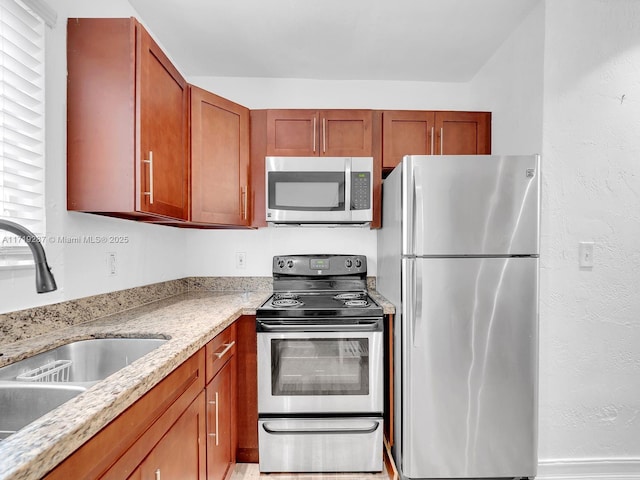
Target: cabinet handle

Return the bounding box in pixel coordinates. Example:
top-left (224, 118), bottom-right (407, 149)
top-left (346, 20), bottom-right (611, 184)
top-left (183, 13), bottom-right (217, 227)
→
top-left (208, 391), bottom-right (220, 446)
top-left (430, 126), bottom-right (434, 154)
top-left (440, 127), bottom-right (444, 155)
top-left (155, 468), bottom-right (161, 480)
top-left (312, 117), bottom-right (316, 153)
top-left (241, 186), bottom-right (248, 220)
top-left (214, 341), bottom-right (236, 359)
top-left (322, 118), bottom-right (326, 153)
top-left (143, 151), bottom-right (154, 204)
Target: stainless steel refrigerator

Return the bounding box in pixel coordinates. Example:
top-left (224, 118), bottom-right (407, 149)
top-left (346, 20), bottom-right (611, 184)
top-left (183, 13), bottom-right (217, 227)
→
top-left (377, 155), bottom-right (539, 479)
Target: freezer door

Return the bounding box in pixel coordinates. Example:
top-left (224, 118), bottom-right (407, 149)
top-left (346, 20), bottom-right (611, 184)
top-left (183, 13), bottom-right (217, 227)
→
top-left (401, 257), bottom-right (538, 478)
top-left (403, 155), bottom-right (540, 256)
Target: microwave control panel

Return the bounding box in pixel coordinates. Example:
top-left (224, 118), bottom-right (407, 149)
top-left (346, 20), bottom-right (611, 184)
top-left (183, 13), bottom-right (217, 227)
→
top-left (351, 172), bottom-right (371, 210)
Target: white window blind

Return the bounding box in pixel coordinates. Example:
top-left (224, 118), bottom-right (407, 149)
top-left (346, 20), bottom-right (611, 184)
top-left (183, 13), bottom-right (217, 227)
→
top-left (0, 0), bottom-right (45, 265)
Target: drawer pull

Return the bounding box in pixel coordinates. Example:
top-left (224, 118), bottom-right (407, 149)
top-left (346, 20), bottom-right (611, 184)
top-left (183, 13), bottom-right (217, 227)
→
top-left (214, 341), bottom-right (236, 359)
top-left (155, 468), bottom-right (161, 480)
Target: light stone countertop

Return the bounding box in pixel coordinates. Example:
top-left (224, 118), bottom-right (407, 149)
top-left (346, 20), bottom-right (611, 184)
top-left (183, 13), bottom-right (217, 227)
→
top-left (0, 290), bottom-right (270, 480)
top-left (0, 288), bottom-right (395, 480)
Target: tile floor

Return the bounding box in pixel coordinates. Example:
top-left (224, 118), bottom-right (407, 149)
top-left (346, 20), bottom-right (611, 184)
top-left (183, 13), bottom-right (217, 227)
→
top-left (230, 463), bottom-right (391, 480)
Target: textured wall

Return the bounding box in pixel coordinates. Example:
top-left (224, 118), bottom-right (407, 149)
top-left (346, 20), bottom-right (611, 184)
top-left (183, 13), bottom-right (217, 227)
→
top-left (539, 0), bottom-right (640, 471)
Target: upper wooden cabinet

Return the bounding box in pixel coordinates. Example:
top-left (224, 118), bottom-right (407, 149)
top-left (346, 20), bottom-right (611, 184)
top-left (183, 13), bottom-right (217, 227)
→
top-left (190, 86), bottom-right (250, 226)
top-left (434, 111), bottom-right (491, 155)
top-left (381, 110), bottom-right (491, 172)
top-left (266, 109), bottom-right (373, 157)
top-left (382, 111), bottom-right (436, 170)
top-left (67, 18), bottom-right (189, 220)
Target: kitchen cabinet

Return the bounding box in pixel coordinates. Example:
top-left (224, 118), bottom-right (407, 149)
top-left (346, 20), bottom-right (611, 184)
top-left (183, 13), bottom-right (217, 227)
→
top-left (205, 323), bottom-right (238, 480)
top-left (128, 393), bottom-right (206, 480)
top-left (381, 110), bottom-right (491, 172)
top-left (434, 111), bottom-right (491, 155)
top-left (266, 109), bottom-right (373, 157)
top-left (67, 18), bottom-right (189, 221)
top-left (190, 86), bottom-right (250, 226)
top-left (382, 110), bottom-right (435, 170)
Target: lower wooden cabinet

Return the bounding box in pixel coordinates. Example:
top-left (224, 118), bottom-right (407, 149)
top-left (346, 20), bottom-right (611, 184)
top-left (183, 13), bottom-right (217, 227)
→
top-left (207, 358), bottom-right (236, 480)
top-left (128, 392), bottom-right (207, 480)
top-left (205, 322), bottom-right (238, 480)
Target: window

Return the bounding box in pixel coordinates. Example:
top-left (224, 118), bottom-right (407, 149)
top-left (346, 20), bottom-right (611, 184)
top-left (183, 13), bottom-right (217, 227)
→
top-left (0, 0), bottom-right (46, 266)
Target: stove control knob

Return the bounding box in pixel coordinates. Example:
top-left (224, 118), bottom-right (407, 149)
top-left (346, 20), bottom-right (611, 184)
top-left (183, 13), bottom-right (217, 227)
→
top-left (277, 259), bottom-right (285, 268)
top-left (287, 260), bottom-right (294, 269)
top-left (355, 258), bottom-right (362, 268)
top-left (345, 259), bottom-right (353, 268)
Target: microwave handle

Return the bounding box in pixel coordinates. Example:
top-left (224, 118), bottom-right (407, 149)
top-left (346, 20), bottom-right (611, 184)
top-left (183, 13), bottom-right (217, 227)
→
top-left (345, 157), bottom-right (352, 212)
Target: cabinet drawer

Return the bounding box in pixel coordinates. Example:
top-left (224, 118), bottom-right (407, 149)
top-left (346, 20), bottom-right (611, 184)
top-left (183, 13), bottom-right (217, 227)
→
top-left (206, 323), bottom-right (237, 383)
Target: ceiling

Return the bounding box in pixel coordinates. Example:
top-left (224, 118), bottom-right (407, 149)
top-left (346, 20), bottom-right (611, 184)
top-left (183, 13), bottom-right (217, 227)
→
top-left (128, 0), bottom-right (540, 83)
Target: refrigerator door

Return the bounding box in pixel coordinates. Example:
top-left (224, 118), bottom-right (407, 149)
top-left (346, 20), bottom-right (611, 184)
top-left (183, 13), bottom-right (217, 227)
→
top-left (403, 155), bottom-right (540, 256)
top-left (401, 256), bottom-right (538, 478)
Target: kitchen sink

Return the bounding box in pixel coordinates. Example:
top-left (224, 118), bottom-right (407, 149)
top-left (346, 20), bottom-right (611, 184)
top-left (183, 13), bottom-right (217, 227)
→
top-left (0, 337), bottom-right (167, 440)
top-left (0, 337), bottom-right (167, 383)
top-left (0, 383), bottom-right (88, 440)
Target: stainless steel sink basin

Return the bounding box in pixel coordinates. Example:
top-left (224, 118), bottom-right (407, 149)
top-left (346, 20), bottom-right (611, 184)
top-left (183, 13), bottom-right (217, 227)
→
top-left (0, 383), bottom-right (87, 440)
top-left (0, 337), bottom-right (167, 440)
top-left (0, 338), bottom-right (167, 383)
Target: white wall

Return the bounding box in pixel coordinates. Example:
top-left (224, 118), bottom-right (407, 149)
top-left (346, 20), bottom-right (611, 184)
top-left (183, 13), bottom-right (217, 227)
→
top-left (469, 2), bottom-right (544, 155)
top-left (0, 0), bottom-right (188, 314)
top-left (537, 0), bottom-right (640, 474)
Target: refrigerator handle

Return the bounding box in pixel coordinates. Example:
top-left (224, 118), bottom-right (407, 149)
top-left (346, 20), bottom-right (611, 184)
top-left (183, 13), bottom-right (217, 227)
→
top-left (414, 166), bottom-right (425, 255)
top-left (413, 260), bottom-right (423, 348)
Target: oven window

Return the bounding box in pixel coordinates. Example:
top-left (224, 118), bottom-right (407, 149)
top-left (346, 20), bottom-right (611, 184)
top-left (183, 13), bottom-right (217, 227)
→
top-left (268, 172), bottom-right (345, 211)
top-left (271, 338), bottom-right (369, 396)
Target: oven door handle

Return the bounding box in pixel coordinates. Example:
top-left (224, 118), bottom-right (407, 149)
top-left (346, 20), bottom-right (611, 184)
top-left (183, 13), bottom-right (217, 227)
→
top-left (257, 321), bottom-right (381, 332)
top-left (262, 421), bottom-right (379, 435)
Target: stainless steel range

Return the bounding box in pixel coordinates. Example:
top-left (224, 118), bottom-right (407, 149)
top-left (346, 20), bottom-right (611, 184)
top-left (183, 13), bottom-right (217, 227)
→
top-left (256, 254), bottom-right (384, 473)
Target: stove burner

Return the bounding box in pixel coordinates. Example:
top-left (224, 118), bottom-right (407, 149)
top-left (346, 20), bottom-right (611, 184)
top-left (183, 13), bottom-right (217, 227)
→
top-left (272, 298), bottom-right (304, 308)
top-left (274, 292), bottom-right (300, 300)
top-left (344, 299), bottom-right (370, 307)
top-left (333, 292), bottom-right (365, 300)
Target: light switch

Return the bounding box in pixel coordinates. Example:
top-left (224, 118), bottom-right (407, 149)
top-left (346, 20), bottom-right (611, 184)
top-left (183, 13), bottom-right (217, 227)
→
top-left (579, 242), bottom-right (594, 268)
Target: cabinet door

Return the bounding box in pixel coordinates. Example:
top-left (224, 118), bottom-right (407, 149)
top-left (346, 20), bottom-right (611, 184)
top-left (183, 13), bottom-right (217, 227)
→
top-left (321, 110), bottom-right (373, 157)
top-left (191, 87), bottom-right (250, 225)
top-left (137, 25), bottom-right (189, 220)
top-left (131, 392), bottom-right (206, 480)
top-left (266, 110), bottom-right (319, 156)
top-left (382, 111), bottom-right (435, 170)
top-left (207, 358), bottom-right (237, 480)
top-left (434, 111), bottom-right (491, 155)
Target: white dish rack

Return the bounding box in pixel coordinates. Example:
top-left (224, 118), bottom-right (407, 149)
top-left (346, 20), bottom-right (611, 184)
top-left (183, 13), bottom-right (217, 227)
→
top-left (16, 359), bottom-right (72, 382)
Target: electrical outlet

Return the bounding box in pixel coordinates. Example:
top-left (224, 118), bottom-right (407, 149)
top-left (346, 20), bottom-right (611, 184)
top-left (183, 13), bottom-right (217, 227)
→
top-left (579, 242), bottom-right (594, 268)
top-left (107, 252), bottom-right (117, 276)
top-left (236, 252), bottom-right (246, 269)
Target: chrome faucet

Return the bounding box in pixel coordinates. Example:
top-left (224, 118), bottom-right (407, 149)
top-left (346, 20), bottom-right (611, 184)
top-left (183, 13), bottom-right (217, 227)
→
top-left (0, 219), bottom-right (57, 293)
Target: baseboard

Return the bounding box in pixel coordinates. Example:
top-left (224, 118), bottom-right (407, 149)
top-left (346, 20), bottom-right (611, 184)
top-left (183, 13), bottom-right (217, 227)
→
top-left (537, 458), bottom-right (640, 479)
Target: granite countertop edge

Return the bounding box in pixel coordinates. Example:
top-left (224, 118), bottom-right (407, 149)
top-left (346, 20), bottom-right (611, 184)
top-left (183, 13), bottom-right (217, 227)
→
top-left (0, 289), bottom-right (394, 480)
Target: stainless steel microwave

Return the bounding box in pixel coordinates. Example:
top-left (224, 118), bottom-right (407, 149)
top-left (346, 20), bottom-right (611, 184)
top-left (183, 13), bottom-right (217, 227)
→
top-left (265, 156), bottom-right (373, 226)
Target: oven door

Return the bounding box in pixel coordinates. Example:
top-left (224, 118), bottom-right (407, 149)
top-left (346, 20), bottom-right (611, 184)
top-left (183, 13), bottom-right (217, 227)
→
top-left (257, 318), bottom-right (383, 415)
